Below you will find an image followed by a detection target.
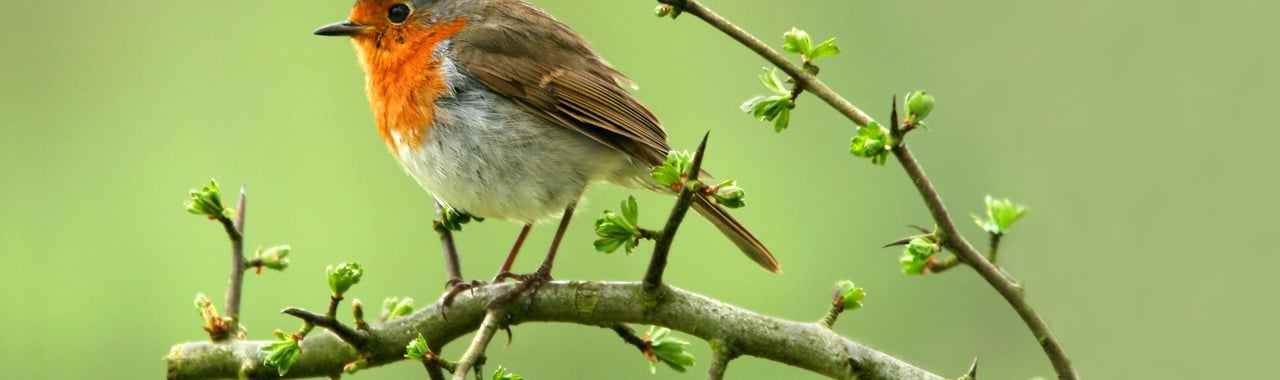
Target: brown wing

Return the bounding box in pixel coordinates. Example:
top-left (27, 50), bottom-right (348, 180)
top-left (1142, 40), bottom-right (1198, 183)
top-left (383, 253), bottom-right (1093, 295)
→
top-left (451, 2), bottom-right (669, 164)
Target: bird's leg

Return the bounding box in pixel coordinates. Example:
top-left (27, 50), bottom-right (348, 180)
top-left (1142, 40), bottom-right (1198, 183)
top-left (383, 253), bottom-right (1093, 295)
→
top-left (495, 203), bottom-right (575, 308)
top-left (490, 224), bottom-right (533, 283)
top-left (436, 201), bottom-right (465, 286)
top-left (442, 223), bottom-right (534, 307)
top-left (436, 201), bottom-right (484, 307)
top-left (529, 202), bottom-right (576, 281)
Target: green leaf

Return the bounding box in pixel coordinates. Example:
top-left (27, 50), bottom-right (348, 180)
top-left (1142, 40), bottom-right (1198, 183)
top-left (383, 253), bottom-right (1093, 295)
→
top-left (593, 237), bottom-right (626, 254)
top-left (326, 262), bottom-right (364, 297)
top-left (439, 207), bottom-right (483, 231)
top-left (184, 179), bottom-right (233, 219)
top-left (900, 237), bottom-right (938, 275)
top-left (773, 106), bottom-right (792, 133)
top-left (262, 337), bottom-right (301, 376)
top-left (194, 293), bottom-right (227, 336)
top-left (593, 198), bottom-right (645, 255)
top-left (764, 68), bottom-right (790, 95)
top-left (492, 366), bottom-right (524, 380)
top-left (849, 121), bottom-right (891, 165)
top-left (253, 245), bottom-right (290, 271)
top-left (646, 326), bottom-right (694, 373)
top-left (782, 27), bottom-right (813, 56)
top-left (808, 37), bottom-right (841, 60)
top-left (711, 180), bottom-right (746, 209)
top-left (905, 90), bottom-right (936, 124)
top-left (976, 195), bottom-right (1028, 234)
top-left (899, 251), bottom-right (929, 275)
top-left (381, 297), bottom-right (414, 321)
top-left (404, 333), bottom-right (431, 360)
top-left (833, 280), bottom-right (866, 311)
top-left (651, 150), bottom-right (693, 187)
top-left (621, 196), bottom-right (639, 226)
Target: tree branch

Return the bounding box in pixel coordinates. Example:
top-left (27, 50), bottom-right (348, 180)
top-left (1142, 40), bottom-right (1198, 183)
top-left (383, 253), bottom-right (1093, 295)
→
top-left (706, 340), bottom-right (735, 380)
top-left (218, 185), bottom-right (246, 340)
top-left (609, 324), bottom-right (649, 353)
top-left (657, 0), bottom-right (873, 128)
top-left (452, 308), bottom-right (504, 379)
top-left (644, 132), bottom-right (710, 288)
top-left (655, 0), bottom-right (1076, 378)
top-left (167, 282), bottom-right (944, 380)
top-left (281, 306), bottom-right (369, 349)
top-left (893, 146), bottom-right (1073, 378)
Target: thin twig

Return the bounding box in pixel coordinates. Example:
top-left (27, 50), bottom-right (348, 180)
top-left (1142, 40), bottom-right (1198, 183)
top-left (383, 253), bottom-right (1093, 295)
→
top-left (423, 361), bottom-right (447, 380)
top-left (452, 308), bottom-right (505, 380)
top-left (608, 324), bottom-right (649, 353)
top-left (706, 341), bottom-right (735, 380)
top-left (893, 145), bottom-right (1074, 379)
top-left (644, 132), bottom-right (710, 289)
top-left (926, 256), bottom-right (963, 273)
top-left (281, 307), bottom-right (369, 349)
top-left (424, 341), bottom-right (454, 380)
top-left (987, 233), bottom-right (1004, 264)
top-left (818, 304), bottom-right (842, 329)
top-left (219, 185), bottom-right (247, 339)
top-left (657, 0), bottom-right (872, 128)
top-left (657, 1), bottom-right (1076, 378)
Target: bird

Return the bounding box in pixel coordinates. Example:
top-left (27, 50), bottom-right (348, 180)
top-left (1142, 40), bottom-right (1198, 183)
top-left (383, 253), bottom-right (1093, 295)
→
top-left (313, 0), bottom-right (780, 295)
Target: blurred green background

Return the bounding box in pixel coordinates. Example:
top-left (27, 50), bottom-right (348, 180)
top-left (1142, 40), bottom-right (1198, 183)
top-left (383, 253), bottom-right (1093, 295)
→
top-left (1, 0), bottom-right (1274, 378)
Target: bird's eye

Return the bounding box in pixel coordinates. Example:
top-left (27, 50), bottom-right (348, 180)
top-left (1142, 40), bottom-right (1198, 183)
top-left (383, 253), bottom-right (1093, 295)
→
top-left (388, 3), bottom-right (411, 24)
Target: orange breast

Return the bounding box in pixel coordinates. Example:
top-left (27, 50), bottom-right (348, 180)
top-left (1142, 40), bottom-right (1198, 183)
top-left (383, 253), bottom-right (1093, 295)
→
top-left (354, 18), bottom-right (469, 155)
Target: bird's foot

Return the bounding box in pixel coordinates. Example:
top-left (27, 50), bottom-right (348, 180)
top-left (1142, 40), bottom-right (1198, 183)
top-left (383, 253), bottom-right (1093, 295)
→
top-left (492, 265), bottom-right (553, 311)
top-left (440, 278), bottom-right (488, 307)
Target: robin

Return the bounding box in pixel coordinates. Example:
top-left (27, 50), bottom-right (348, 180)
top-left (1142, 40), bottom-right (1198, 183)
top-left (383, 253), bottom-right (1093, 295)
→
top-left (314, 0), bottom-right (780, 295)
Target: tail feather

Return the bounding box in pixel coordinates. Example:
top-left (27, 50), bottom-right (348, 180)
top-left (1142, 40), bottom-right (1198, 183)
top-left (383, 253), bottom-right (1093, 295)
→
top-left (691, 196), bottom-right (781, 273)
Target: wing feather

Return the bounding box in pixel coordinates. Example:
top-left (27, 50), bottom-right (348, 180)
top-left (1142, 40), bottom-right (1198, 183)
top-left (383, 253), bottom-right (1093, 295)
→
top-left (452, 5), bottom-right (669, 163)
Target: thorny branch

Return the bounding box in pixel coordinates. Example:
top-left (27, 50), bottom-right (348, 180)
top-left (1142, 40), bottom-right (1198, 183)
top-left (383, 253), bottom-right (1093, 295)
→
top-left (657, 0), bottom-right (1076, 378)
top-left (166, 282), bottom-right (944, 380)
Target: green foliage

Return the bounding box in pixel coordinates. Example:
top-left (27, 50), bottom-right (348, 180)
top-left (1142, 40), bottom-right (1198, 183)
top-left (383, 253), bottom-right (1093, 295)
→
top-left (646, 326), bottom-right (695, 373)
top-left (439, 207), bottom-right (484, 232)
top-left (849, 121), bottom-right (892, 165)
top-left (972, 195), bottom-right (1028, 235)
top-left (404, 333), bottom-right (431, 360)
top-left (252, 245), bottom-right (290, 271)
top-left (651, 150), bottom-right (694, 187)
top-left (594, 196), bottom-right (643, 254)
top-left (326, 262), bottom-right (364, 297)
top-left (904, 90), bottom-right (935, 126)
top-left (193, 293), bottom-right (228, 337)
top-left (380, 297), bottom-right (415, 321)
top-left (492, 366), bottom-right (524, 380)
top-left (783, 27), bottom-right (841, 63)
top-left (740, 68), bottom-right (795, 132)
top-left (262, 331), bottom-right (301, 376)
top-left (899, 237), bottom-right (940, 275)
top-left (710, 180), bottom-right (746, 209)
top-left (832, 280), bottom-right (866, 311)
top-left (184, 179), bottom-right (234, 220)
top-left (653, 5), bottom-right (673, 18)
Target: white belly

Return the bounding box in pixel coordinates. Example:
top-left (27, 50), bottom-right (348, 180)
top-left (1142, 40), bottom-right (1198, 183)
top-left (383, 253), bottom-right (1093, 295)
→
top-left (391, 90), bottom-right (646, 223)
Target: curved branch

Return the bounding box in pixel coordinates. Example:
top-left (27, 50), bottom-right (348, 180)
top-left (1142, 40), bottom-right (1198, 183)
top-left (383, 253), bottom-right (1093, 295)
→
top-left (453, 308), bottom-right (504, 379)
top-left (656, 1), bottom-right (1077, 378)
top-left (167, 282), bottom-right (944, 380)
top-left (281, 307), bottom-right (368, 349)
top-left (893, 146), bottom-right (1074, 378)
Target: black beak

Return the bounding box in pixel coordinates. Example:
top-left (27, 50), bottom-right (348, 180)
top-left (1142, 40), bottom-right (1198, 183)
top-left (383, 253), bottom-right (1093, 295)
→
top-left (314, 20), bottom-right (368, 36)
